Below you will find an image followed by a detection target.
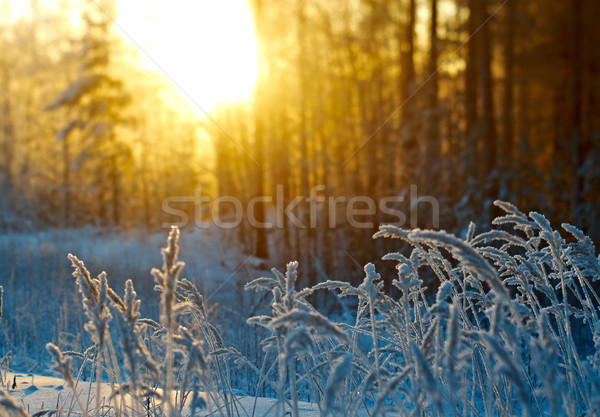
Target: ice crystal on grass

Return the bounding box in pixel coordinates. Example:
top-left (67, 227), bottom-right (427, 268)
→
top-left (243, 201), bottom-right (600, 416)
top-left (2, 201), bottom-right (599, 417)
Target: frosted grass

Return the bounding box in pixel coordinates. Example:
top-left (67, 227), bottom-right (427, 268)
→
top-left (1, 201), bottom-right (599, 416)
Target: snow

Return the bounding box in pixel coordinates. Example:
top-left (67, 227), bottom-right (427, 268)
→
top-left (0, 225), bottom-right (266, 375)
top-left (3, 372), bottom-right (321, 417)
top-left (2, 203), bottom-right (600, 416)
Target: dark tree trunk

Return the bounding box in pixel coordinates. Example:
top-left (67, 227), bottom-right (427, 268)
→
top-left (0, 70), bottom-right (15, 220)
top-left (571, 0), bottom-right (586, 225)
top-left (400, 0), bottom-right (417, 185)
top-left (475, 0), bottom-right (498, 201)
top-left (501, 0), bottom-right (515, 201)
top-left (465, 0), bottom-right (479, 189)
top-left (425, 0), bottom-right (440, 193)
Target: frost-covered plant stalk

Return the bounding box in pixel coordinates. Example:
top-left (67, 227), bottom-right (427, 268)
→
top-left (151, 226), bottom-right (184, 417)
top-left (245, 261), bottom-right (308, 417)
top-left (67, 254), bottom-right (118, 415)
top-left (46, 343), bottom-right (88, 417)
top-left (40, 226), bottom-right (240, 417)
top-left (243, 201), bottom-right (600, 417)
top-left (20, 201), bottom-right (600, 417)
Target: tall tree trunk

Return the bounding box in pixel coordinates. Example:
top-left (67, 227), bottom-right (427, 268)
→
top-left (63, 134), bottom-right (71, 226)
top-left (552, 1), bottom-right (575, 222)
top-left (400, 0), bottom-right (417, 186)
top-left (501, 0), bottom-right (515, 201)
top-left (253, 117), bottom-right (269, 259)
top-left (425, 0), bottom-right (440, 195)
top-left (110, 150), bottom-right (120, 226)
top-left (465, 0), bottom-right (479, 191)
top-left (0, 70), bottom-right (14, 226)
top-left (297, 0), bottom-right (313, 284)
top-left (251, 0), bottom-right (269, 260)
top-left (475, 0), bottom-right (498, 202)
top-left (571, 0), bottom-right (586, 225)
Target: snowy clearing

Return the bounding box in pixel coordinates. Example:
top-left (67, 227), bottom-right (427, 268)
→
top-left (2, 372), bottom-right (323, 417)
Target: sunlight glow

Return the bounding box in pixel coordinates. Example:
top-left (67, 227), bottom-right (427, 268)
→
top-left (116, 0), bottom-right (259, 114)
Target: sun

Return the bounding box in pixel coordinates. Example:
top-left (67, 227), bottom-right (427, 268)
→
top-left (115, 0), bottom-right (259, 114)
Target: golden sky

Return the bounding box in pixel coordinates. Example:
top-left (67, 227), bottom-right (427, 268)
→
top-left (115, 0), bottom-right (259, 113)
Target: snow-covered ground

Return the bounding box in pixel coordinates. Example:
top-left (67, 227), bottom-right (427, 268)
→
top-left (3, 372), bottom-right (321, 417)
top-left (0, 226), bottom-right (266, 372)
top-left (2, 206), bottom-right (600, 417)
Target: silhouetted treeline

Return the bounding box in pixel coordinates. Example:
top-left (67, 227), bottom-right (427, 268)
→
top-left (1, 0), bottom-right (599, 287)
top-left (213, 0), bottom-right (600, 284)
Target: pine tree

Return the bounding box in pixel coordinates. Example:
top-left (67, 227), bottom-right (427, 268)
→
top-left (45, 0), bottom-right (131, 226)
